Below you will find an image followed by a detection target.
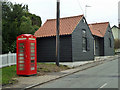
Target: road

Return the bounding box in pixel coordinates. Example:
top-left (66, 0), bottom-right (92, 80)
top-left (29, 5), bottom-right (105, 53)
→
top-left (33, 59), bottom-right (119, 88)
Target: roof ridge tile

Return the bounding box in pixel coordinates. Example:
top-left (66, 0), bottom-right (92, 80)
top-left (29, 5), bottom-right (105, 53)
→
top-left (47, 15), bottom-right (84, 21)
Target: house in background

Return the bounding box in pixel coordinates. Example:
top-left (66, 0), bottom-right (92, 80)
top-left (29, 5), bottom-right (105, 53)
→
top-left (111, 25), bottom-right (120, 53)
top-left (111, 25), bottom-right (120, 40)
top-left (89, 22), bottom-right (114, 56)
top-left (34, 15), bottom-right (94, 62)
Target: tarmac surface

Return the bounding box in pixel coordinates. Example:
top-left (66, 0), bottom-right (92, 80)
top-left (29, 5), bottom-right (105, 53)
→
top-left (34, 58), bottom-right (118, 88)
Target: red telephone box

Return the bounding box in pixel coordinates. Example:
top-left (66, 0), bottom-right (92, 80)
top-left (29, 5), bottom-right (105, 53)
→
top-left (16, 34), bottom-right (37, 76)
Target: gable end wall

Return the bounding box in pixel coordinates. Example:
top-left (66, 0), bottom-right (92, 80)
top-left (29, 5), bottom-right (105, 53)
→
top-left (72, 17), bottom-right (94, 61)
top-left (104, 25), bottom-right (114, 56)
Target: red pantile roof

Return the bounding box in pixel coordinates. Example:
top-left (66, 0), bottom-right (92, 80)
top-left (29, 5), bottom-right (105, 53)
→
top-left (34, 15), bottom-right (83, 37)
top-left (89, 22), bottom-right (109, 37)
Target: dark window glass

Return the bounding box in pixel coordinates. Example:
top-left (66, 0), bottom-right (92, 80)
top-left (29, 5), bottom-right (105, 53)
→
top-left (82, 29), bottom-right (87, 52)
top-left (82, 37), bottom-right (87, 52)
top-left (19, 46), bottom-right (24, 49)
top-left (83, 19), bottom-right (85, 23)
top-left (19, 50), bottom-right (24, 52)
top-left (109, 38), bottom-right (112, 48)
top-left (31, 60), bottom-right (35, 63)
top-left (19, 43), bottom-right (24, 46)
top-left (82, 29), bottom-right (86, 37)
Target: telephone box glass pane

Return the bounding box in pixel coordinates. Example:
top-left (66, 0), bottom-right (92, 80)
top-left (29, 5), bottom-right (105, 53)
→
top-left (31, 60), bottom-right (35, 63)
top-left (31, 43), bottom-right (35, 45)
top-left (19, 46), bottom-right (24, 49)
top-left (31, 57), bottom-right (35, 59)
top-left (31, 67), bottom-right (35, 70)
top-left (29, 38), bottom-right (35, 40)
top-left (19, 64), bottom-right (24, 67)
top-left (19, 54), bottom-right (24, 56)
top-left (31, 47), bottom-right (35, 49)
top-left (31, 53), bottom-right (35, 56)
top-left (19, 61), bottom-right (24, 63)
top-left (19, 57), bottom-right (24, 59)
top-left (19, 50), bottom-right (24, 52)
top-left (19, 68), bottom-right (24, 70)
top-left (31, 50), bottom-right (35, 52)
top-left (19, 43), bottom-right (24, 46)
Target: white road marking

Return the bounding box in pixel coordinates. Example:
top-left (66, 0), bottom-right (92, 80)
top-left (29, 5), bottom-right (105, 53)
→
top-left (99, 83), bottom-right (107, 88)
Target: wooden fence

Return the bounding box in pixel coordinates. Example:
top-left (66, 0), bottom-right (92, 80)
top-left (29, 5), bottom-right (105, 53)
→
top-left (0, 52), bottom-right (16, 68)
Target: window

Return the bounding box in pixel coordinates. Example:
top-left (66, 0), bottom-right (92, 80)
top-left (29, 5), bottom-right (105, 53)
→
top-left (19, 60), bottom-right (24, 63)
top-left (109, 38), bottom-right (112, 48)
top-left (82, 29), bottom-right (87, 52)
top-left (31, 60), bottom-right (35, 63)
top-left (19, 57), bottom-right (24, 60)
top-left (31, 53), bottom-right (35, 56)
top-left (31, 47), bottom-right (35, 49)
top-left (31, 50), bottom-right (35, 52)
top-left (82, 30), bottom-right (86, 37)
top-left (19, 50), bottom-right (24, 52)
top-left (83, 18), bottom-right (86, 23)
top-left (19, 64), bottom-right (24, 67)
top-left (31, 57), bottom-right (35, 59)
top-left (19, 46), bottom-right (24, 49)
top-left (31, 43), bottom-right (35, 46)
top-left (82, 37), bottom-right (87, 52)
top-left (19, 43), bottom-right (24, 46)
top-left (31, 67), bottom-right (35, 70)
top-left (29, 38), bottom-right (35, 40)
top-left (19, 54), bottom-right (24, 56)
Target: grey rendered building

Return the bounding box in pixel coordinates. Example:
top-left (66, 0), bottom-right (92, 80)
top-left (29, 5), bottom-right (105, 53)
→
top-left (34, 15), bottom-right (94, 62)
top-left (89, 22), bottom-right (114, 56)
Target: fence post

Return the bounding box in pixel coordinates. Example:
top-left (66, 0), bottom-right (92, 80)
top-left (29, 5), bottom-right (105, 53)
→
top-left (8, 51), bottom-right (11, 66)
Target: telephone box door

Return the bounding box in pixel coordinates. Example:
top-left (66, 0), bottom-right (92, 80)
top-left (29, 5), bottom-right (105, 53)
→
top-left (29, 41), bottom-right (36, 72)
top-left (17, 40), bottom-right (26, 75)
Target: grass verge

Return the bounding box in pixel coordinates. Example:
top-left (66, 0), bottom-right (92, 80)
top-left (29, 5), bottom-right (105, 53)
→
top-left (1, 63), bottom-right (70, 86)
top-left (1, 65), bottom-right (17, 86)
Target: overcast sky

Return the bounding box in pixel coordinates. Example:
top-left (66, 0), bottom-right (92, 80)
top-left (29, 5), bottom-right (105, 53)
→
top-left (9, 0), bottom-right (119, 27)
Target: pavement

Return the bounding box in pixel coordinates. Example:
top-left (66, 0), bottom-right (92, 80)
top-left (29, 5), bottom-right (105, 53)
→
top-left (2, 55), bottom-right (119, 89)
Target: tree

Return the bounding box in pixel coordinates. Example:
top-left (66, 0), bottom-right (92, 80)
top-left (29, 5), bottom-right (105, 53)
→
top-left (33, 25), bottom-right (39, 31)
top-left (26, 13), bottom-right (42, 27)
top-left (19, 16), bottom-right (35, 34)
top-left (2, 1), bottom-right (42, 54)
